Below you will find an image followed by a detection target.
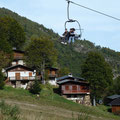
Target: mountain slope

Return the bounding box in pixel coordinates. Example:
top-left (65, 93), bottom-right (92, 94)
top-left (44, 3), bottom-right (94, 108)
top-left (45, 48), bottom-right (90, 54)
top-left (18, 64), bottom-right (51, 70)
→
top-left (0, 86), bottom-right (120, 120)
top-left (0, 7), bottom-right (120, 77)
top-left (0, 7), bottom-right (59, 45)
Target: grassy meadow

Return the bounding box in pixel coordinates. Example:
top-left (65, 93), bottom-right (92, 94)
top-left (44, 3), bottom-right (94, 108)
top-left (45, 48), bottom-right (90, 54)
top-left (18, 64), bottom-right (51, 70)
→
top-left (0, 86), bottom-right (119, 120)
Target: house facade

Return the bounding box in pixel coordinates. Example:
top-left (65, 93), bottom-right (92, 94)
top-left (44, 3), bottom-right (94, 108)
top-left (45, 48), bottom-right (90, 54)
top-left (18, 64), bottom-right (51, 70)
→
top-left (57, 75), bottom-right (91, 106)
top-left (5, 65), bottom-right (39, 89)
top-left (12, 49), bottom-right (25, 66)
top-left (46, 67), bottom-right (58, 85)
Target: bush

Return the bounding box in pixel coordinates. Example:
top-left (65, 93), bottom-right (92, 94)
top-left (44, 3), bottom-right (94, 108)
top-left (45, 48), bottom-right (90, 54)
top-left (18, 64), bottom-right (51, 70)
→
top-left (29, 80), bottom-right (41, 94)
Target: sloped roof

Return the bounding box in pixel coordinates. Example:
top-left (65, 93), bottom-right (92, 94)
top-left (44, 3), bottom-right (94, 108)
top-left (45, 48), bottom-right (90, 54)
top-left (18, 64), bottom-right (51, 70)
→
top-left (57, 79), bottom-right (89, 85)
top-left (12, 48), bottom-right (24, 53)
top-left (5, 65), bottom-right (34, 71)
top-left (56, 75), bottom-right (85, 81)
top-left (110, 98), bottom-right (120, 106)
top-left (107, 95), bottom-right (120, 100)
top-left (46, 67), bottom-right (58, 70)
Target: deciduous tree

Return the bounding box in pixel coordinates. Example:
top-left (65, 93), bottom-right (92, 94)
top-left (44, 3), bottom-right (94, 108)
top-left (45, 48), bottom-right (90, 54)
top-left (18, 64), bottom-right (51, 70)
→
top-left (25, 37), bottom-right (57, 82)
top-left (81, 52), bottom-right (113, 105)
top-left (0, 17), bottom-right (25, 50)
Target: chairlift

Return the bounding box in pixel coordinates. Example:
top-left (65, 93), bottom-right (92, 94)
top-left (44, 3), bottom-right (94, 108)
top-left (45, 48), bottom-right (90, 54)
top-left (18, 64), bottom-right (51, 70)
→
top-left (61, 0), bottom-right (82, 44)
top-left (64, 19), bottom-right (82, 38)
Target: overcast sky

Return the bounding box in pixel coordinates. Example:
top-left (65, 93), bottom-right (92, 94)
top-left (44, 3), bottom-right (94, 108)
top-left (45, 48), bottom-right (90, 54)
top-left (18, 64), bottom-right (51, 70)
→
top-left (0, 0), bottom-right (120, 51)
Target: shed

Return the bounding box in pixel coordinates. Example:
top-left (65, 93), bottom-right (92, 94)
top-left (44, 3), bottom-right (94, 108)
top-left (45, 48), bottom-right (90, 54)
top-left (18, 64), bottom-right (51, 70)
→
top-left (110, 98), bottom-right (120, 113)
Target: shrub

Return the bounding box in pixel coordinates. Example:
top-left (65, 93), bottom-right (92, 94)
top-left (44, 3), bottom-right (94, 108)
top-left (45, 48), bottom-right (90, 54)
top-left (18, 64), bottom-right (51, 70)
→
top-left (29, 80), bottom-right (41, 94)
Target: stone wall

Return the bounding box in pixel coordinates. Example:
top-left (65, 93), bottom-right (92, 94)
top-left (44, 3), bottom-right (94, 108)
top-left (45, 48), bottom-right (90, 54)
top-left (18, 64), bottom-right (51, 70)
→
top-left (63, 94), bottom-right (91, 106)
top-left (84, 95), bottom-right (91, 106)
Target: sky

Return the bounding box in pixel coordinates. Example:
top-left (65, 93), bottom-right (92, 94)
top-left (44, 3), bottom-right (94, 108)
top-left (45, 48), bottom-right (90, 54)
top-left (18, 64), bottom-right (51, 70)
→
top-left (0, 0), bottom-right (120, 51)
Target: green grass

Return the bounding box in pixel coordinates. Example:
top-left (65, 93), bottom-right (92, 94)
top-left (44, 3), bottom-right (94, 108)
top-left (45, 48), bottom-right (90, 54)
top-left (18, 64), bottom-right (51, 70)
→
top-left (0, 86), bottom-right (119, 120)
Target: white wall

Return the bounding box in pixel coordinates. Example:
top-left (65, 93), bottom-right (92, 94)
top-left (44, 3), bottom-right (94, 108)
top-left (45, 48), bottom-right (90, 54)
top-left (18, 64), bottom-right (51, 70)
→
top-left (8, 71), bottom-right (36, 78)
top-left (18, 60), bottom-right (24, 65)
top-left (12, 60), bottom-right (25, 66)
top-left (12, 62), bottom-right (17, 66)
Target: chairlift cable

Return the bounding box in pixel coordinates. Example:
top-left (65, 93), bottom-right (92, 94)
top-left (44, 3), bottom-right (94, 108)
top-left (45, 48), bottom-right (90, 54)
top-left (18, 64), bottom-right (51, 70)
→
top-left (66, 0), bottom-right (120, 22)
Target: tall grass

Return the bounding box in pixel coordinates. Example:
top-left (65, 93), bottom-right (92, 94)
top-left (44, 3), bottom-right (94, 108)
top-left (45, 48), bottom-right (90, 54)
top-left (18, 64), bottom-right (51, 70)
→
top-left (0, 100), bottom-right (20, 120)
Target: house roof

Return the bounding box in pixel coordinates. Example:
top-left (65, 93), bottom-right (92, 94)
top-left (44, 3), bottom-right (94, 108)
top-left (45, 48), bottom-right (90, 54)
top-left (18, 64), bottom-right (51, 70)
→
top-left (13, 48), bottom-right (25, 53)
top-left (110, 98), bottom-right (120, 106)
top-left (46, 67), bottom-right (58, 70)
top-left (5, 65), bottom-right (34, 72)
top-left (57, 79), bottom-right (89, 85)
top-left (107, 95), bottom-right (120, 100)
top-left (56, 75), bottom-right (85, 82)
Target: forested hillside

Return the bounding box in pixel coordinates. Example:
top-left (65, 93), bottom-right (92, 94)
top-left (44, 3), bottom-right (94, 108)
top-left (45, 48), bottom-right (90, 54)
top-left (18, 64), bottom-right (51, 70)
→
top-left (1, 7), bottom-right (120, 77)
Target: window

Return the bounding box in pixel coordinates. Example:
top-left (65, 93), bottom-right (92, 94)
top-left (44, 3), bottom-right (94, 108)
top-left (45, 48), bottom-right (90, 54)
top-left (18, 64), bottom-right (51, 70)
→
top-left (65, 86), bottom-right (69, 90)
top-left (82, 86), bottom-right (88, 90)
top-left (72, 85), bottom-right (77, 91)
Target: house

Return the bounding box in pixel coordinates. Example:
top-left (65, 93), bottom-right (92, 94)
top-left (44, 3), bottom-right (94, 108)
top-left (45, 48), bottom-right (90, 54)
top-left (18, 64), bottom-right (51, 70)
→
top-left (46, 67), bottom-right (58, 85)
top-left (4, 48), bottom-right (58, 88)
top-left (5, 65), bottom-right (39, 89)
top-left (12, 48), bottom-right (25, 66)
top-left (110, 98), bottom-right (120, 113)
top-left (57, 75), bottom-right (91, 106)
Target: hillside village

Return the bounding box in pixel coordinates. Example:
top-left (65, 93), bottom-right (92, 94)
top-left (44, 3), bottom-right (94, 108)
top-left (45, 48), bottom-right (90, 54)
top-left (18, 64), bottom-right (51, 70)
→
top-left (1, 7), bottom-right (120, 120)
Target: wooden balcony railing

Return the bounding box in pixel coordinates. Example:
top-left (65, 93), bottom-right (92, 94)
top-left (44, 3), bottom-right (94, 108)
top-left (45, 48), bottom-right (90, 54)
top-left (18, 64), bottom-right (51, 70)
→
top-left (14, 56), bottom-right (23, 60)
top-left (9, 76), bottom-right (41, 81)
top-left (62, 90), bottom-right (90, 94)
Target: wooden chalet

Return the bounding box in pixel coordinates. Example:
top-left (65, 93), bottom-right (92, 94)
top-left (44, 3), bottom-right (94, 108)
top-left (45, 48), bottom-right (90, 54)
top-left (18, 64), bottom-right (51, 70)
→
top-left (5, 65), bottom-right (40, 89)
top-left (3, 48), bottom-right (59, 88)
top-left (57, 75), bottom-right (91, 106)
top-left (46, 67), bottom-right (58, 85)
top-left (12, 48), bottom-right (25, 66)
top-left (110, 98), bottom-right (120, 113)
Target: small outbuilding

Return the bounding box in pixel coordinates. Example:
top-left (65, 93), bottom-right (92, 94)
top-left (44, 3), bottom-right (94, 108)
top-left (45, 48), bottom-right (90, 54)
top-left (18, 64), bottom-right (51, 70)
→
top-left (105, 95), bottom-right (120, 105)
top-left (110, 98), bottom-right (120, 113)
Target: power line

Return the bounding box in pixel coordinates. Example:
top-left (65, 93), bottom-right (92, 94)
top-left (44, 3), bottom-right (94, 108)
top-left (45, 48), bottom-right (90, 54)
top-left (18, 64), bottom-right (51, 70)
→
top-left (66, 0), bottom-right (120, 22)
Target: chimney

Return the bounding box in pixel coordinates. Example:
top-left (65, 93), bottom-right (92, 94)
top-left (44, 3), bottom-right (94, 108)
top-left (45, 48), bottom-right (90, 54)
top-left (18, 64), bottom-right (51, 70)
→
top-left (68, 73), bottom-right (73, 77)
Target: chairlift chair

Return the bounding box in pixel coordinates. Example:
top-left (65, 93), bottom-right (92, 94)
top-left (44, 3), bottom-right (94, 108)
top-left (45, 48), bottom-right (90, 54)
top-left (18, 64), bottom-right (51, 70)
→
top-left (61, 0), bottom-right (82, 44)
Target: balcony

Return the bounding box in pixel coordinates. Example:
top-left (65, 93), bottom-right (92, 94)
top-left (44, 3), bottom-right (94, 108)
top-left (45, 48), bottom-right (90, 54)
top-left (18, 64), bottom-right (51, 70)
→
top-left (62, 89), bottom-right (90, 94)
top-left (9, 76), bottom-right (41, 81)
top-left (14, 56), bottom-right (24, 60)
